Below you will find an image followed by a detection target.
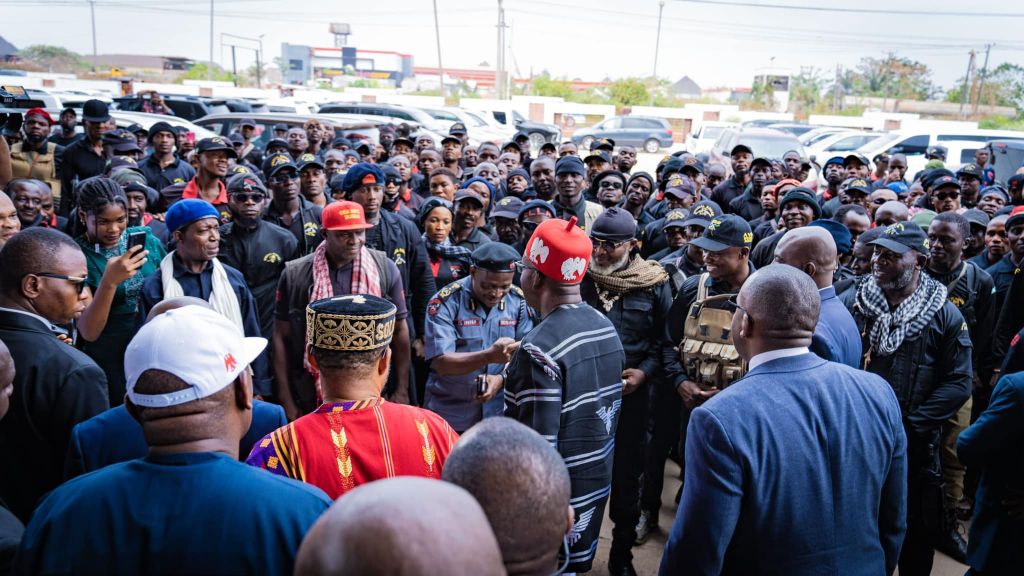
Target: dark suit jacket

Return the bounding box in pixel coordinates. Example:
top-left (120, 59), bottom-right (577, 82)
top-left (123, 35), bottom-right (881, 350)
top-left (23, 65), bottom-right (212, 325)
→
top-left (65, 401), bottom-right (289, 479)
top-left (811, 286), bottom-right (863, 369)
top-left (957, 372), bottom-right (1024, 574)
top-left (660, 353), bottom-right (907, 575)
top-left (0, 308), bottom-right (109, 522)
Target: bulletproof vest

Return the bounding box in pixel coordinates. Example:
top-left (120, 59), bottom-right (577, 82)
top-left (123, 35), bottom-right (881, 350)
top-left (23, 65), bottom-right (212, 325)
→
top-left (679, 273), bottom-right (747, 388)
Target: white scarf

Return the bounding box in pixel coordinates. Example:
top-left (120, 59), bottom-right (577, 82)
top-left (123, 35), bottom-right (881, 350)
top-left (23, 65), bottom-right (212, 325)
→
top-left (159, 252), bottom-right (245, 334)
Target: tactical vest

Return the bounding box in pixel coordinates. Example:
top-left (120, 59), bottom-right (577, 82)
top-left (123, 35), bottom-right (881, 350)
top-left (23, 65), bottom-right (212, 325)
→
top-left (679, 273), bottom-right (747, 388)
top-left (9, 142), bottom-right (61, 200)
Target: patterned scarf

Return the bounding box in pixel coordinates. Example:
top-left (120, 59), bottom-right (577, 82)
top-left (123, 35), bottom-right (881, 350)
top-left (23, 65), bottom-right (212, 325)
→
top-left (421, 234), bottom-right (473, 268)
top-left (854, 272), bottom-right (947, 356)
top-left (308, 241), bottom-right (383, 404)
top-left (160, 252), bottom-right (244, 334)
top-left (587, 256), bottom-right (669, 312)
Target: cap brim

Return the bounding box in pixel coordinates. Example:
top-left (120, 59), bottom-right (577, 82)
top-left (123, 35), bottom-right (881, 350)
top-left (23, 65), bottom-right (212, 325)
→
top-left (202, 146), bottom-right (238, 159)
top-left (680, 218), bottom-right (709, 229)
top-left (868, 238), bottom-right (913, 254)
top-left (492, 210), bottom-right (518, 219)
top-left (1006, 214), bottom-right (1024, 229)
top-left (690, 236), bottom-right (731, 252)
top-left (82, 114), bottom-right (111, 123)
top-left (324, 222), bottom-right (375, 231)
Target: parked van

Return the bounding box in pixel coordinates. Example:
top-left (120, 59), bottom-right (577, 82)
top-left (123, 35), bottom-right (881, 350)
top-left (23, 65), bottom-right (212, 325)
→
top-left (857, 129), bottom-right (1024, 176)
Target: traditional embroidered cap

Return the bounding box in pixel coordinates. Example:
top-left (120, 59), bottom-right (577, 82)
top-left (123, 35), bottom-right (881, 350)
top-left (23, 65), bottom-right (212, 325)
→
top-left (322, 200), bottom-right (374, 231)
top-left (472, 242), bottom-right (520, 272)
top-left (590, 207), bottom-right (637, 241)
top-left (870, 221), bottom-right (930, 255)
top-left (165, 199), bottom-right (220, 233)
top-left (306, 295), bottom-right (397, 352)
top-left (690, 214), bottom-right (753, 252)
top-left (341, 162), bottom-right (385, 193)
top-left (125, 306), bottom-right (267, 408)
top-left (524, 217), bottom-right (592, 284)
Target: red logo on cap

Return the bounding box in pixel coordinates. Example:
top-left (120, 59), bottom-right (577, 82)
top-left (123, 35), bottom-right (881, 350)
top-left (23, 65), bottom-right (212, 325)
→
top-left (224, 353), bottom-right (237, 372)
top-left (362, 174), bottom-right (377, 185)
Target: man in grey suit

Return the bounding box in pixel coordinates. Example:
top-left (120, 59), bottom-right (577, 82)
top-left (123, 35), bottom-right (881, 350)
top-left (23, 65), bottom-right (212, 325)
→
top-left (661, 265), bottom-right (908, 575)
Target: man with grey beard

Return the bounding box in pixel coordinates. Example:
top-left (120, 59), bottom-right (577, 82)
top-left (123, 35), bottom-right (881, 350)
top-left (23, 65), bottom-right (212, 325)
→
top-left (579, 208), bottom-right (677, 576)
top-left (847, 221), bottom-right (973, 576)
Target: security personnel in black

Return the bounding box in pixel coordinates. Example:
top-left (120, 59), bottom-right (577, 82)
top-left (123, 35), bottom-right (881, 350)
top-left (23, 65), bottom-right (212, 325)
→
top-left (924, 212), bottom-right (994, 548)
top-left (637, 214), bottom-right (754, 544)
top-left (657, 201), bottom-right (722, 295)
top-left (341, 163), bottom-right (437, 364)
top-left (218, 173), bottom-right (299, 343)
top-left (579, 208), bottom-right (677, 576)
top-left (846, 221), bottom-right (972, 575)
top-left (262, 153), bottom-right (324, 255)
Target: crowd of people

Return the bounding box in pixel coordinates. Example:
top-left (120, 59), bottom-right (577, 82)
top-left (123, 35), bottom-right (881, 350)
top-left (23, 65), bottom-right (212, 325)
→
top-left (0, 98), bottom-right (1022, 575)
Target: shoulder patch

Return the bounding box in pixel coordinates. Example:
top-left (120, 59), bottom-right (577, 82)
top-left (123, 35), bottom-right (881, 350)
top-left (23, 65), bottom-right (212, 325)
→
top-left (510, 285), bottom-right (524, 298)
top-left (437, 281), bottom-right (463, 300)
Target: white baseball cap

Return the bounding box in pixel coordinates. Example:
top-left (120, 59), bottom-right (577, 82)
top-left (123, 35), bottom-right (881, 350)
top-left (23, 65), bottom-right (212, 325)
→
top-left (125, 305), bottom-right (267, 408)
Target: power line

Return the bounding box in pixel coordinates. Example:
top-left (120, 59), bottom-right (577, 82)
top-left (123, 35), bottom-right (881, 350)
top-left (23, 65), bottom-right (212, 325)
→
top-left (670, 0), bottom-right (1024, 18)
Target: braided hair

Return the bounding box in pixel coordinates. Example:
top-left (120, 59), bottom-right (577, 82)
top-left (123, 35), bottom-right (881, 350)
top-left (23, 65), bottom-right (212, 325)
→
top-left (76, 176), bottom-right (128, 216)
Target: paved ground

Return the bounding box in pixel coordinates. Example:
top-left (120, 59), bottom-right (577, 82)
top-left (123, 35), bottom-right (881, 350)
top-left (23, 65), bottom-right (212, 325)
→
top-left (589, 459), bottom-right (969, 575)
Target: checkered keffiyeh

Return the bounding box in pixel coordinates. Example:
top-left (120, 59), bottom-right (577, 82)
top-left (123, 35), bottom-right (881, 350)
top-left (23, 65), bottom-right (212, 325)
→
top-left (855, 273), bottom-right (947, 356)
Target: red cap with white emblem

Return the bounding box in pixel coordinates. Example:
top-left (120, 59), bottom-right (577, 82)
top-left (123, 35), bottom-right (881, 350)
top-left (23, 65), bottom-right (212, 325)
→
top-left (523, 216), bottom-right (593, 285)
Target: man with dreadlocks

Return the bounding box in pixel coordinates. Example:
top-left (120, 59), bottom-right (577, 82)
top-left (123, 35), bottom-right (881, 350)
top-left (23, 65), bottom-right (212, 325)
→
top-left (847, 221), bottom-right (973, 576)
top-left (579, 207), bottom-right (677, 576)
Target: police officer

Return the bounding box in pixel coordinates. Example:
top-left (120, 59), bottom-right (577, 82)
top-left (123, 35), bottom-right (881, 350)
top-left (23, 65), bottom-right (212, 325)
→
top-left (579, 208), bottom-right (677, 576)
top-left (218, 173), bottom-right (299, 343)
top-left (638, 214), bottom-right (754, 543)
top-left (263, 153), bottom-right (324, 255)
top-left (423, 243), bottom-right (532, 433)
top-left (342, 163), bottom-right (437, 367)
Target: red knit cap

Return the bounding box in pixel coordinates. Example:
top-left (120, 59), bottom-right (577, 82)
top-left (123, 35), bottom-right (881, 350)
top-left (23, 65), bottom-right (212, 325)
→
top-left (524, 216), bottom-right (592, 285)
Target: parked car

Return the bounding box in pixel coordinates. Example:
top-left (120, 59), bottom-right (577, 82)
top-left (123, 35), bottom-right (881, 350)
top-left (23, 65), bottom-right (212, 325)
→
top-left (461, 104), bottom-right (561, 149)
top-left (765, 122), bottom-right (818, 137)
top-left (420, 106), bottom-right (509, 145)
top-left (709, 128), bottom-right (805, 167)
top-left (317, 102), bottom-right (450, 134)
top-left (110, 111), bottom-right (219, 139)
top-left (194, 113), bottom-right (381, 149)
top-left (685, 121), bottom-right (737, 154)
top-left (805, 131), bottom-right (886, 162)
top-left (799, 126), bottom-right (854, 146)
top-left (571, 115), bottom-right (673, 153)
top-left (114, 94), bottom-right (230, 121)
top-left (857, 128), bottom-right (1024, 178)
top-left (988, 140), bottom-right (1024, 184)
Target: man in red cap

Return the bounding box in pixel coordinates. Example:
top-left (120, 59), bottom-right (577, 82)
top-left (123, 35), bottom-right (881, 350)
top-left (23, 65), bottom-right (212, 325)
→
top-left (499, 216), bottom-right (626, 574)
top-left (274, 201), bottom-right (410, 419)
top-left (9, 108), bottom-right (64, 204)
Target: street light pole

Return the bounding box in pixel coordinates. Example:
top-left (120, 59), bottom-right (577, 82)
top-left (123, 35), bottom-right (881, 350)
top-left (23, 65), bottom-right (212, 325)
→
top-left (89, 0), bottom-right (97, 72)
top-left (432, 0), bottom-right (446, 98)
top-left (208, 0), bottom-right (214, 81)
top-left (650, 0), bottom-right (665, 106)
top-left (257, 34), bottom-right (264, 89)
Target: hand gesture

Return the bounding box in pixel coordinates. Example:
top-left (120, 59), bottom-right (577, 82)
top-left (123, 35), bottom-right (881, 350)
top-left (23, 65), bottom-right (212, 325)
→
top-left (621, 368), bottom-right (646, 396)
top-left (487, 337), bottom-right (518, 364)
top-left (101, 246), bottom-right (149, 288)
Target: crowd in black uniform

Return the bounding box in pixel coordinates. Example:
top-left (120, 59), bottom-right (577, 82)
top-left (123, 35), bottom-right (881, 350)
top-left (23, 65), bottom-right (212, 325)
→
top-left (1, 98), bottom-right (1023, 576)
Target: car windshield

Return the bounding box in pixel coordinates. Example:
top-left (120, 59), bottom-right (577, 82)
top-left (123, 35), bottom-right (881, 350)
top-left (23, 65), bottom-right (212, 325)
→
top-left (738, 136), bottom-right (803, 158)
top-left (703, 126), bottom-right (725, 139)
top-left (464, 111), bottom-right (490, 127)
top-left (427, 109), bottom-right (459, 121)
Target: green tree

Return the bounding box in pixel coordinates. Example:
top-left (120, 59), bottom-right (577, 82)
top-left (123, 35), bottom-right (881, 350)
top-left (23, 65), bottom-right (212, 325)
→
top-left (840, 55), bottom-right (936, 100)
top-left (530, 72), bottom-right (574, 99)
top-left (607, 77), bottom-right (649, 106)
top-left (946, 63), bottom-right (1024, 116)
top-left (18, 45), bottom-right (89, 73)
top-left (788, 69), bottom-right (824, 113)
top-left (175, 63), bottom-right (234, 83)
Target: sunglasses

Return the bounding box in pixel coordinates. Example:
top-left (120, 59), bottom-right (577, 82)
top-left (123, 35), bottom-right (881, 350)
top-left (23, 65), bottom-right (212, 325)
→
top-left (33, 272), bottom-right (88, 295)
top-left (231, 192), bottom-right (266, 203)
top-left (271, 173), bottom-right (299, 184)
top-left (598, 181), bottom-right (624, 189)
top-left (723, 293), bottom-right (747, 315)
top-left (934, 191), bottom-right (960, 201)
top-left (385, 177), bottom-right (403, 186)
top-left (512, 260), bottom-right (536, 273)
top-left (591, 238), bottom-right (630, 251)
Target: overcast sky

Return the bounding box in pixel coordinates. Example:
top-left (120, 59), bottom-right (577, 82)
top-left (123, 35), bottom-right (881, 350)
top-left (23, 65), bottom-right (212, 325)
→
top-left (4, 0), bottom-right (1024, 92)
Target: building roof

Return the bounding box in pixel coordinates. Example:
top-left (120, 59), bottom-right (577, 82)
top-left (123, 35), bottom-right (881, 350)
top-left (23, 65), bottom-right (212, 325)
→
top-left (670, 75), bottom-right (702, 96)
top-left (83, 54), bottom-right (192, 69)
top-left (0, 36), bottom-right (18, 57)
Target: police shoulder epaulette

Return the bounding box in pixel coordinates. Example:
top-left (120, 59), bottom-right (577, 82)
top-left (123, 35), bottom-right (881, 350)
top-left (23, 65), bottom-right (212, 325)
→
top-left (437, 282), bottom-right (463, 300)
top-left (509, 285), bottom-right (524, 298)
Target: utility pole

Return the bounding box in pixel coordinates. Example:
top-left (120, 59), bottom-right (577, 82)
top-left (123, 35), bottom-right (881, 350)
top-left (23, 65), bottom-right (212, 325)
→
top-left (650, 0), bottom-right (665, 107)
top-left (208, 0), bottom-right (215, 81)
top-left (496, 0), bottom-right (507, 99)
top-left (974, 43), bottom-right (993, 116)
top-left (257, 34), bottom-right (264, 89)
top-left (833, 64), bottom-right (841, 112)
top-left (231, 45), bottom-right (237, 87)
top-left (959, 50), bottom-right (975, 119)
top-left (432, 0), bottom-right (446, 98)
top-left (89, 0), bottom-right (97, 72)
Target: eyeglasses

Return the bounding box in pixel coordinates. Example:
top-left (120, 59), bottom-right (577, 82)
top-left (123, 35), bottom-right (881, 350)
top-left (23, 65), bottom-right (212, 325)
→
top-left (934, 191), bottom-right (960, 201)
top-left (230, 192), bottom-right (266, 203)
top-left (724, 293), bottom-right (747, 315)
top-left (591, 238), bottom-right (630, 252)
top-left (598, 181), bottom-right (624, 189)
top-left (270, 173), bottom-right (299, 184)
top-left (512, 260), bottom-right (536, 273)
top-left (32, 273), bottom-right (88, 295)
top-left (385, 177), bottom-right (403, 186)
